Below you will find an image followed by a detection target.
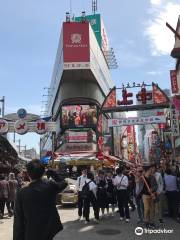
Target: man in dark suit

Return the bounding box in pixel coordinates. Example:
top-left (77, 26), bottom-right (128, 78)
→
top-left (13, 159), bottom-right (67, 240)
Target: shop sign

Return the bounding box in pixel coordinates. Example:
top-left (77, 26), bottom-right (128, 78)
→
top-left (171, 107), bottom-right (180, 136)
top-left (63, 22), bottom-right (90, 64)
top-left (0, 120), bottom-right (56, 135)
top-left (35, 120), bottom-right (47, 135)
top-left (170, 70), bottom-right (179, 94)
top-left (108, 116), bottom-right (166, 127)
top-left (68, 132), bottom-right (88, 143)
top-left (14, 120), bottom-right (28, 135)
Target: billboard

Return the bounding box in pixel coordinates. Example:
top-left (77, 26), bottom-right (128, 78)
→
top-left (61, 105), bottom-right (97, 129)
top-left (75, 14), bottom-right (109, 51)
top-left (68, 131), bottom-right (88, 143)
top-left (75, 14), bottom-right (101, 48)
top-left (63, 22), bottom-right (90, 67)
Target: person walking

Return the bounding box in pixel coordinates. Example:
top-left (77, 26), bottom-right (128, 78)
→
top-left (135, 167), bottom-right (144, 224)
top-left (83, 172), bottom-right (99, 224)
top-left (0, 174), bottom-right (10, 219)
top-left (6, 172), bottom-right (18, 215)
top-left (151, 165), bottom-right (164, 224)
top-left (114, 167), bottom-right (130, 222)
top-left (13, 159), bottom-right (67, 240)
top-left (95, 170), bottom-right (108, 218)
top-left (106, 171), bottom-right (116, 216)
top-left (76, 169), bottom-right (87, 221)
top-left (142, 166), bottom-right (158, 228)
top-left (164, 168), bottom-right (179, 222)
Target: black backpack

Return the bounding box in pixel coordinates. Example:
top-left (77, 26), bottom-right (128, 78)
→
top-left (81, 181), bottom-right (92, 199)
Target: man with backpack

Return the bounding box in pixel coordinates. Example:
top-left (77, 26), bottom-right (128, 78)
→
top-left (82, 172), bottom-right (99, 224)
top-left (76, 169), bottom-right (87, 221)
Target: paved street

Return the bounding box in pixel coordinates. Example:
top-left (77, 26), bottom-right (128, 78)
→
top-left (1, 206), bottom-right (180, 240)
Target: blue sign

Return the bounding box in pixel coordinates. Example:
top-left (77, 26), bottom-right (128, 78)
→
top-left (17, 108), bottom-right (27, 119)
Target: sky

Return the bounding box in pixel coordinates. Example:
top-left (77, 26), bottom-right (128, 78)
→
top-left (0, 0), bottom-right (180, 152)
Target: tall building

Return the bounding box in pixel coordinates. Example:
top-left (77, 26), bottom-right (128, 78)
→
top-left (41, 13), bottom-right (116, 170)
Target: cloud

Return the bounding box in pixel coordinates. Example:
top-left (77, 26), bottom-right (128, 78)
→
top-left (145, 1), bottom-right (180, 56)
top-left (147, 70), bottom-right (163, 75)
top-left (150, 0), bottom-right (162, 5)
top-left (115, 44), bottom-right (147, 68)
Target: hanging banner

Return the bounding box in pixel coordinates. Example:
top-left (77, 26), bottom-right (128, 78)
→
top-left (173, 96), bottom-right (180, 111)
top-left (171, 107), bottom-right (180, 136)
top-left (108, 116), bottom-right (166, 127)
top-left (170, 70), bottom-right (179, 94)
top-left (152, 83), bottom-right (170, 104)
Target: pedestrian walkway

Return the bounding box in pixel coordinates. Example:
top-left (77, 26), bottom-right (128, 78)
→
top-left (1, 207), bottom-right (180, 240)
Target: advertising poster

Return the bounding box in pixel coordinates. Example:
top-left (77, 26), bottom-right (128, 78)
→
top-left (63, 22), bottom-right (90, 63)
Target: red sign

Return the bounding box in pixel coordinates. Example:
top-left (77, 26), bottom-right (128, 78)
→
top-left (173, 96), bottom-right (180, 110)
top-left (63, 22), bottom-right (90, 63)
top-left (170, 70), bottom-right (179, 93)
top-left (68, 132), bottom-right (87, 143)
top-left (152, 84), bottom-right (169, 104)
top-left (103, 88), bottom-right (116, 108)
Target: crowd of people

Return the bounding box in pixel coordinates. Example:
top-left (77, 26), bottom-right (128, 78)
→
top-left (0, 170), bottom-right (32, 219)
top-left (0, 159), bottom-right (180, 239)
top-left (76, 161), bottom-right (180, 228)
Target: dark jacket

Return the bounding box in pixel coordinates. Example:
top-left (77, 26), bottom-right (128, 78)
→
top-left (13, 178), bottom-right (67, 240)
top-left (0, 179), bottom-right (10, 199)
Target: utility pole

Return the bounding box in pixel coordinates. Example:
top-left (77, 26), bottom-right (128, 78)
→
top-left (17, 139), bottom-right (21, 154)
top-left (0, 96), bottom-right (5, 117)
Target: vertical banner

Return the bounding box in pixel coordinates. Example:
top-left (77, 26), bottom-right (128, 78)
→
top-left (170, 70), bottom-right (179, 94)
top-left (97, 88), bottom-right (116, 160)
top-left (171, 107), bottom-right (180, 136)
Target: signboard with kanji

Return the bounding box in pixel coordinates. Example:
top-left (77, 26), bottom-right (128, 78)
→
top-left (170, 70), bottom-right (179, 94)
top-left (171, 107), bottom-right (180, 136)
top-left (108, 116), bottom-right (166, 127)
top-left (14, 120), bottom-right (28, 135)
top-left (0, 109), bottom-right (56, 135)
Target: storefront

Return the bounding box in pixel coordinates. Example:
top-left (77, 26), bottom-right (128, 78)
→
top-left (0, 135), bottom-right (18, 173)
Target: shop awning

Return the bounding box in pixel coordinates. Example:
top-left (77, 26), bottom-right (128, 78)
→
top-left (54, 152), bottom-right (99, 165)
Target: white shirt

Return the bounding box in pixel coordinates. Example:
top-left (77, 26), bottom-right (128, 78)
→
top-left (114, 174), bottom-right (129, 190)
top-left (155, 172), bottom-right (164, 194)
top-left (85, 179), bottom-right (97, 198)
top-left (76, 175), bottom-right (87, 191)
